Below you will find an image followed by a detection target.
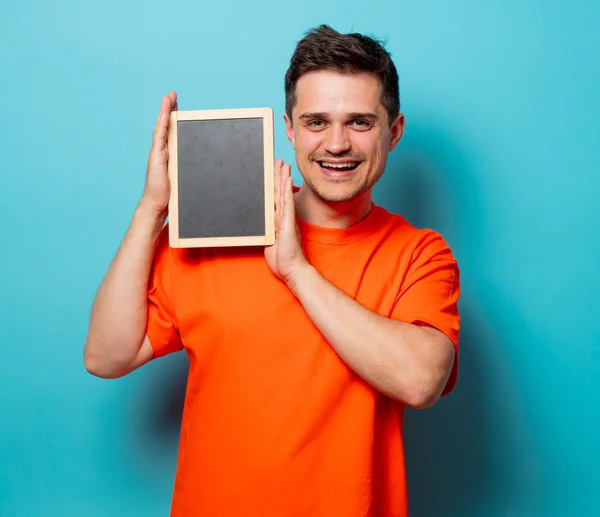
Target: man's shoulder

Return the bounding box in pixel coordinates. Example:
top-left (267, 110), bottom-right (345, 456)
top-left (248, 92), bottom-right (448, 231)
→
top-left (373, 204), bottom-right (415, 232)
top-left (372, 204), bottom-right (433, 240)
top-left (373, 205), bottom-right (456, 258)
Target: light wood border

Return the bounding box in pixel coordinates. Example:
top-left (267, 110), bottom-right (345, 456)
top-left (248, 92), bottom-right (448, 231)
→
top-left (167, 108), bottom-right (275, 248)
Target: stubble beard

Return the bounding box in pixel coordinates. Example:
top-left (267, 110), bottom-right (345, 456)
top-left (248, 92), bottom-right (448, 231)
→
top-left (301, 159), bottom-right (385, 204)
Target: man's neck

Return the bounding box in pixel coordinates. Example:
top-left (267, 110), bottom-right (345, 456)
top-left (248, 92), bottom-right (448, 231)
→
top-left (294, 184), bottom-right (373, 229)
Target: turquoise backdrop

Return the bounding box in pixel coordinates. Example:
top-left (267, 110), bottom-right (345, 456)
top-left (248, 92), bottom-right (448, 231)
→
top-left (1, 1), bottom-right (599, 516)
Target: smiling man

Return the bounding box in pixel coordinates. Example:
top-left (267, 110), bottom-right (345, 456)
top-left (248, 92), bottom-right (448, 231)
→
top-left (84, 25), bottom-right (460, 517)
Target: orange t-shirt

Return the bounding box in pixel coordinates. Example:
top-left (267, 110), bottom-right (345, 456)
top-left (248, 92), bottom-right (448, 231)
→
top-left (146, 202), bottom-right (460, 517)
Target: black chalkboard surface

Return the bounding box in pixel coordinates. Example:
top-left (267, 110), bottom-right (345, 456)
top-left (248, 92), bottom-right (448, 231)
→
top-left (167, 108), bottom-right (275, 248)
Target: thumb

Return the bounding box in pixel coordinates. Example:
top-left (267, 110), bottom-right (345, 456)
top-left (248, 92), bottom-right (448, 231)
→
top-left (282, 176), bottom-right (297, 233)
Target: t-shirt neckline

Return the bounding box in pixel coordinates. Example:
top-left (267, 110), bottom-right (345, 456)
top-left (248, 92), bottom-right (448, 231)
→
top-left (293, 188), bottom-right (385, 245)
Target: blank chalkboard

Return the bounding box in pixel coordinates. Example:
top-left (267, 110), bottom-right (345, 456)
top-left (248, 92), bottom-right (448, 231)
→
top-left (167, 108), bottom-right (275, 248)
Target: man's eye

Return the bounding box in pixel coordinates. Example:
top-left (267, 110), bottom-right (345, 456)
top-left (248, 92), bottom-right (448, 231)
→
top-left (350, 120), bottom-right (372, 130)
top-left (308, 120), bottom-right (325, 127)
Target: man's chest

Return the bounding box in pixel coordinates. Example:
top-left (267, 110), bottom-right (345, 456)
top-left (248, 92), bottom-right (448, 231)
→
top-left (172, 242), bottom-right (407, 340)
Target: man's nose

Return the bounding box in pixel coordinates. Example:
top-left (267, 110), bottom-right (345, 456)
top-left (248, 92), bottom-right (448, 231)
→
top-left (324, 124), bottom-right (351, 155)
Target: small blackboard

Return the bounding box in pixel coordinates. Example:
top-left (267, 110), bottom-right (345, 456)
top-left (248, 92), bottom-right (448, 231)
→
top-left (167, 108), bottom-right (275, 248)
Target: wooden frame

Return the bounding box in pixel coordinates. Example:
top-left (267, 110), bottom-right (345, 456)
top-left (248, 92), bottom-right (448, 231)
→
top-left (167, 108), bottom-right (275, 248)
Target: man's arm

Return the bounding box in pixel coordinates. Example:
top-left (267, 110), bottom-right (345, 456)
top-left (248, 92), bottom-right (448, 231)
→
top-left (265, 161), bottom-right (455, 408)
top-left (288, 264), bottom-right (455, 408)
top-left (84, 92), bottom-right (178, 379)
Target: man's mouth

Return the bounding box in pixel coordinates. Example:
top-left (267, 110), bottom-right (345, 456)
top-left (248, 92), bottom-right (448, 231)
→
top-left (317, 161), bottom-right (360, 172)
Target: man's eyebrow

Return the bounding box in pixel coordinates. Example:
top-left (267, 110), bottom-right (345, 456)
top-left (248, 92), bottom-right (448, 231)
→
top-left (298, 112), bottom-right (328, 120)
top-left (298, 112), bottom-right (380, 121)
top-left (347, 112), bottom-right (379, 120)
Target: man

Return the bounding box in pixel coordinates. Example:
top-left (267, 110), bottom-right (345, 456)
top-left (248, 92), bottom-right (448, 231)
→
top-left (84, 24), bottom-right (460, 517)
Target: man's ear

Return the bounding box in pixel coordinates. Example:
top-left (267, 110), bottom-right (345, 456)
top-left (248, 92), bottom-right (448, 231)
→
top-left (389, 113), bottom-right (405, 152)
top-left (284, 113), bottom-right (296, 150)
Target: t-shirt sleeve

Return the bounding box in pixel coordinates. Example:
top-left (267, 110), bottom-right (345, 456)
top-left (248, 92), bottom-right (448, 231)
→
top-left (390, 230), bottom-right (460, 396)
top-left (146, 225), bottom-right (183, 359)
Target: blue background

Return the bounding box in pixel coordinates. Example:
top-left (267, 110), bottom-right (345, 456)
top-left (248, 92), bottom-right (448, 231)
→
top-left (1, 1), bottom-right (599, 516)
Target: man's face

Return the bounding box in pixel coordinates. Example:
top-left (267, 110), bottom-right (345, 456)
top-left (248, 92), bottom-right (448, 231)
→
top-left (285, 70), bottom-right (404, 203)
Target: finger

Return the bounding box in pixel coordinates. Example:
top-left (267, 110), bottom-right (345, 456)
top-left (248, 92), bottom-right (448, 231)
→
top-left (282, 163), bottom-right (291, 194)
top-left (279, 163), bottom-right (287, 218)
top-left (274, 159), bottom-right (283, 210)
top-left (281, 165), bottom-right (292, 226)
top-left (282, 163), bottom-right (291, 208)
top-left (168, 90), bottom-right (178, 111)
top-left (272, 160), bottom-right (282, 238)
top-left (283, 175), bottom-right (295, 231)
top-left (152, 96), bottom-right (171, 151)
top-left (152, 96), bottom-right (168, 136)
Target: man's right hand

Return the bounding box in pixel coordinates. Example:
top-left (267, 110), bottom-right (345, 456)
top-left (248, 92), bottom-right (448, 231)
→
top-left (84, 91), bottom-right (180, 379)
top-left (141, 91), bottom-right (178, 216)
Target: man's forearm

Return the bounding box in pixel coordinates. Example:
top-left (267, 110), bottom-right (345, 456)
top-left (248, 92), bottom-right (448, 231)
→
top-left (288, 264), bottom-right (455, 408)
top-left (84, 201), bottom-right (166, 377)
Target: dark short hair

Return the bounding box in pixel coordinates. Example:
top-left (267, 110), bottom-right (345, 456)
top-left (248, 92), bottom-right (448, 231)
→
top-left (284, 25), bottom-right (400, 125)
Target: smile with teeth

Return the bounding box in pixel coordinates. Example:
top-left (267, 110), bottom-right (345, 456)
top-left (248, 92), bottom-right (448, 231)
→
top-left (318, 161), bottom-right (360, 171)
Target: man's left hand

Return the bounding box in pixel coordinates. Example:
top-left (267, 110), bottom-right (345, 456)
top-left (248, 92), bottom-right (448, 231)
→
top-left (264, 159), bottom-right (310, 292)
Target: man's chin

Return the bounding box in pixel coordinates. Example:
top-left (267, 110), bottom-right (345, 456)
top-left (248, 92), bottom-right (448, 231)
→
top-left (306, 180), bottom-right (369, 204)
